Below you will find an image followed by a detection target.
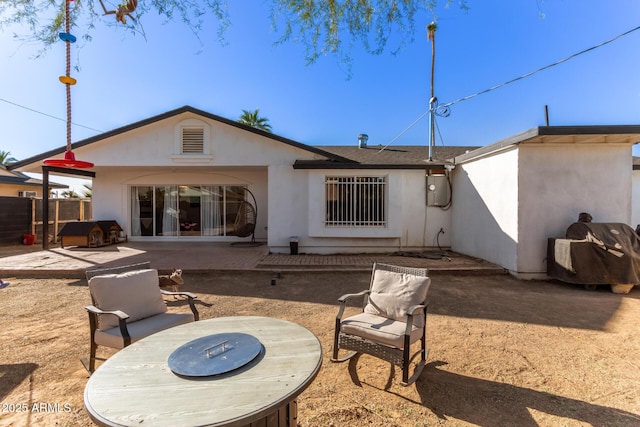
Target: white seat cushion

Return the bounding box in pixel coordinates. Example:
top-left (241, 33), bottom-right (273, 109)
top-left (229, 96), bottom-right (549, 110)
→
top-left (89, 269), bottom-right (167, 330)
top-left (341, 312), bottom-right (423, 349)
top-left (94, 312), bottom-right (194, 349)
top-left (364, 269), bottom-right (430, 328)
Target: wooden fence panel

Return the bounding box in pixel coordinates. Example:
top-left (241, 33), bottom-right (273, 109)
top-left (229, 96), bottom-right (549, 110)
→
top-left (0, 197), bottom-right (92, 245)
top-left (0, 196), bottom-right (32, 244)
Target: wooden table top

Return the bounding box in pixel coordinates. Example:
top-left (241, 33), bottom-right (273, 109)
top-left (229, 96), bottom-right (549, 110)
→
top-left (84, 316), bottom-right (322, 427)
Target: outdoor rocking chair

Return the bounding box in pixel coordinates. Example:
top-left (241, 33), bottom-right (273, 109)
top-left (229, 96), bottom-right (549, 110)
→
top-left (331, 263), bottom-right (431, 386)
top-left (83, 261), bottom-right (199, 373)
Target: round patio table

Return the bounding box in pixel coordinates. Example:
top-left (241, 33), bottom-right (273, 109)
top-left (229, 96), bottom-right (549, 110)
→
top-left (84, 316), bottom-right (322, 427)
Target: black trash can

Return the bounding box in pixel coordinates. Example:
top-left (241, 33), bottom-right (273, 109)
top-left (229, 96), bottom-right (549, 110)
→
top-left (289, 236), bottom-right (298, 255)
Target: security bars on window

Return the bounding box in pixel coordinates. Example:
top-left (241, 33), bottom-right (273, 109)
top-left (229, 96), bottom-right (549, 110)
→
top-left (325, 176), bottom-right (386, 227)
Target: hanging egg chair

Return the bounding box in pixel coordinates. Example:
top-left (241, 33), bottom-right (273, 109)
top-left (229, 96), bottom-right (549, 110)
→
top-left (231, 188), bottom-right (263, 247)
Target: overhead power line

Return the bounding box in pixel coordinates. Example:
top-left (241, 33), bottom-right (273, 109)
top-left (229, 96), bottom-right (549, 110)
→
top-left (380, 24), bottom-right (640, 152)
top-left (440, 24), bottom-right (640, 108)
top-left (0, 97), bottom-right (103, 133)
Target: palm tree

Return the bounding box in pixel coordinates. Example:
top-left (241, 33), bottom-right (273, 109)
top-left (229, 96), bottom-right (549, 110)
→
top-left (61, 189), bottom-right (80, 199)
top-left (427, 21), bottom-right (437, 161)
top-left (238, 109), bottom-right (272, 133)
top-left (427, 22), bottom-right (437, 100)
top-left (82, 183), bottom-right (92, 198)
top-left (0, 150), bottom-right (18, 166)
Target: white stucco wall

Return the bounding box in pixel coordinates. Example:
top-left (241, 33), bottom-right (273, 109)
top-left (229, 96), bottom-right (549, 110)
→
top-left (403, 172), bottom-right (453, 250)
top-left (266, 169), bottom-right (452, 254)
top-left (452, 142), bottom-right (633, 277)
top-left (451, 148), bottom-right (519, 272)
top-left (425, 204), bottom-right (453, 249)
top-left (632, 169), bottom-right (640, 228)
top-left (517, 143), bottom-right (633, 276)
top-left (267, 164), bottom-right (308, 250)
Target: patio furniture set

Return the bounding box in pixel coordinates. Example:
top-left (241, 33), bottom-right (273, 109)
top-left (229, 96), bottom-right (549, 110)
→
top-left (82, 261), bottom-right (432, 426)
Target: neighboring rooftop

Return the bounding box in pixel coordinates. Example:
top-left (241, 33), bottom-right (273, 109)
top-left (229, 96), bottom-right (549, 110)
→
top-left (0, 164), bottom-right (67, 189)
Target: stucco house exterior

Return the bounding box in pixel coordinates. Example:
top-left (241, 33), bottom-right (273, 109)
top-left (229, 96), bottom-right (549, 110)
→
top-left (451, 127), bottom-right (640, 278)
top-left (9, 106), bottom-right (640, 278)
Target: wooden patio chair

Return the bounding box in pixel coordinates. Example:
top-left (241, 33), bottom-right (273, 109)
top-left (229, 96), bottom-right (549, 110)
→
top-left (83, 262), bottom-right (199, 373)
top-left (331, 263), bottom-right (431, 386)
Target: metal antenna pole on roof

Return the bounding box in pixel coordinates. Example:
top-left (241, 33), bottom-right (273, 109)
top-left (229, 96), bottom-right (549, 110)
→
top-left (427, 22), bottom-right (437, 162)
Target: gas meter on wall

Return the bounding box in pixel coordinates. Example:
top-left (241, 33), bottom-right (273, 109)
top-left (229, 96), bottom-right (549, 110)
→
top-left (426, 175), bottom-right (450, 207)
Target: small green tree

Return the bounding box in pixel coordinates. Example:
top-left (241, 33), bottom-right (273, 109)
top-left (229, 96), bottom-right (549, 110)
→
top-left (238, 109), bottom-right (272, 133)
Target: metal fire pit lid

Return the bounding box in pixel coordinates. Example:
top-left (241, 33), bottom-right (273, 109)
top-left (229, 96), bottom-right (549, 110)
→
top-left (168, 333), bottom-right (263, 377)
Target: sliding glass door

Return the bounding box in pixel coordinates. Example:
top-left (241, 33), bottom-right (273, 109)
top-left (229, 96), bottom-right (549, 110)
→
top-left (131, 185), bottom-right (247, 237)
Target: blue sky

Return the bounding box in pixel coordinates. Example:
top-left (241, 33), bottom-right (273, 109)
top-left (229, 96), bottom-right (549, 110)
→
top-left (1, 0), bottom-right (639, 172)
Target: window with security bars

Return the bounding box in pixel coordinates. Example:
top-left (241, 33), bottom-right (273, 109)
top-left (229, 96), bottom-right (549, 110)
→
top-left (325, 176), bottom-right (386, 227)
top-left (181, 127), bottom-right (204, 154)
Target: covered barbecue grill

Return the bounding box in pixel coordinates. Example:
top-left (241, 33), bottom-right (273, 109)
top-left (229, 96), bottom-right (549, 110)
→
top-left (547, 221), bottom-right (640, 293)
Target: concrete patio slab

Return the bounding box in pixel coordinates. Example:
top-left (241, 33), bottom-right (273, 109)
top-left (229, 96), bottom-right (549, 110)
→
top-left (0, 242), bottom-right (506, 278)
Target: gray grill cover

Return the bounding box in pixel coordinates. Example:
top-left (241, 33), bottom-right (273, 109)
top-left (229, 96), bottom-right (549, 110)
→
top-left (547, 222), bottom-right (640, 285)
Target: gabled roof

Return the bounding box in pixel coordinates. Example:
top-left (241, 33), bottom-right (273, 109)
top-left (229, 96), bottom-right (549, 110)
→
top-left (8, 105), bottom-right (356, 170)
top-left (293, 145), bottom-right (479, 169)
top-left (454, 125), bottom-right (640, 164)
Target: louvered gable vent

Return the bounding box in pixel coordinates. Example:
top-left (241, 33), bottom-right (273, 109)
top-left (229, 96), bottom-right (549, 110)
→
top-left (181, 127), bottom-right (204, 154)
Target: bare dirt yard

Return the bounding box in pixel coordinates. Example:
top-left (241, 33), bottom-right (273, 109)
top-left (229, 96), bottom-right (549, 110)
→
top-left (1, 271), bottom-right (639, 426)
